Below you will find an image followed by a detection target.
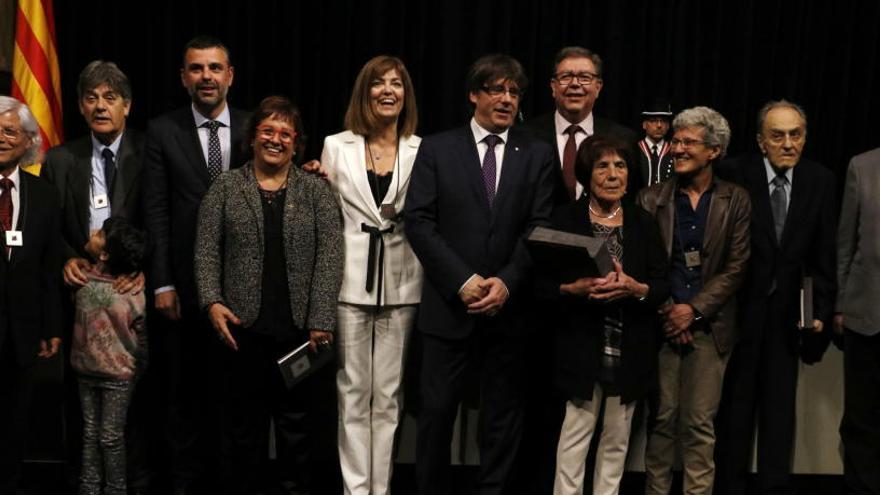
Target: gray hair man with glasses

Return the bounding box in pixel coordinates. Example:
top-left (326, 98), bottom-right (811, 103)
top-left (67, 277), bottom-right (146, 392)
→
top-left (525, 46), bottom-right (637, 205)
top-left (636, 106), bottom-right (751, 495)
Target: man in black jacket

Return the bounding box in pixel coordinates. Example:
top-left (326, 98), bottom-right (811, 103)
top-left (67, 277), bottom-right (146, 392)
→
top-left (715, 100), bottom-right (836, 495)
top-left (0, 96), bottom-right (62, 494)
top-left (42, 59), bottom-right (152, 494)
top-left (142, 35), bottom-right (249, 495)
top-left (525, 46), bottom-right (637, 205)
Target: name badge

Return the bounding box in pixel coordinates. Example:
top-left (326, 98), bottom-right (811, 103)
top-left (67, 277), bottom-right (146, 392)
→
top-left (380, 203), bottom-right (397, 220)
top-left (685, 250), bottom-right (702, 268)
top-left (93, 194), bottom-right (109, 209)
top-left (5, 230), bottom-right (23, 247)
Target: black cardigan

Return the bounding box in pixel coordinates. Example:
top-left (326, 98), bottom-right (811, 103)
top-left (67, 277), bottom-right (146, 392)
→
top-left (537, 198), bottom-right (670, 404)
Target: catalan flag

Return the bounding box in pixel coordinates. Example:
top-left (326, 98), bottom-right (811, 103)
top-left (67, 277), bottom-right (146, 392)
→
top-left (11, 0), bottom-right (63, 176)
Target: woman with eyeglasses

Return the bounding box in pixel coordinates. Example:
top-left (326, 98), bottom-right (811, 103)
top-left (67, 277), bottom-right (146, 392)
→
top-left (319, 55), bottom-right (422, 495)
top-left (540, 134), bottom-right (669, 495)
top-left (194, 95), bottom-right (343, 494)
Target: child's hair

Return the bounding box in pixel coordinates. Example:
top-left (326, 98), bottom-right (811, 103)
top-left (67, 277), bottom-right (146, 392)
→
top-left (101, 217), bottom-right (146, 276)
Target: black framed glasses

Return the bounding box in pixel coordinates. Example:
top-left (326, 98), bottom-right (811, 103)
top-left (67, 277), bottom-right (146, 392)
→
top-left (553, 71), bottom-right (600, 86)
top-left (480, 85), bottom-right (523, 99)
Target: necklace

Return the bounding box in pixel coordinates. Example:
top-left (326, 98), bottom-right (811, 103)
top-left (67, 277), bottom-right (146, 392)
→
top-left (368, 144), bottom-right (381, 161)
top-left (589, 201), bottom-right (621, 219)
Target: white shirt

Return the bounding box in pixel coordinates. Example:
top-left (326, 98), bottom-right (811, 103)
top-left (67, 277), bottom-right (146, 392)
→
top-left (470, 118), bottom-right (509, 190)
top-left (191, 103), bottom-right (232, 172)
top-left (764, 157), bottom-right (794, 214)
top-left (89, 132), bottom-right (123, 232)
top-left (644, 136), bottom-right (666, 152)
top-left (554, 110), bottom-right (594, 199)
top-left (1, 166), bottom-right (21, 260)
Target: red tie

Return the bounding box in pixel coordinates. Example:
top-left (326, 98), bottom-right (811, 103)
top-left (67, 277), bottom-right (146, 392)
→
top-left (0, 178), bottom-right (13, 256)
top-left (562, 125), bottom-right (580, 201)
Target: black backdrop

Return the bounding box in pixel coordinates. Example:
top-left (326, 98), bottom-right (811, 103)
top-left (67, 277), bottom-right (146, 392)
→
top-left (53, 0), bottom-right (880, 178)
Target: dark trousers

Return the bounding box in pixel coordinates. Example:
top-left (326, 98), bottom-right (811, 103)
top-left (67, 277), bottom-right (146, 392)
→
top-left (841, 329), bottom-right (880, 495)
top-left (716, 305), bottom-right (800, 495)
top-left (0, 339), bottom-right (38, 494)
top-left (220, 328), bottom-right (321, 495)
top-left (154, 311), bottom-right (222, 489)
top-left (416, 324), bottom-right (526, 495)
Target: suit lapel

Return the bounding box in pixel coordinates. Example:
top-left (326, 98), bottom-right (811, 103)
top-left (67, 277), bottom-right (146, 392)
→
top-left (654, 180), bottom-right (676, 256)
top-left (387, 135), bottom-right (420, 213)
top-left (175, 112), bottom-right (211, 185)
top-left (456, 127), bottom-right (492, 218)
top-left (113, 131), bottom-right (139, 212)
top-left (241, 166), bottom-right (264, 242)
top-left (703, 180), bottom-right (732, 257)
top-left (342, 133), bottom-right (383, 225)
top-left (70, 141), bottom-right (93, 240)
top-left (745, 157), bottom-right (777, 248)
top-left (782, 162), bottom-right (808, 248)
top-left (9, 172), bottom-right (30, 267)
top-left (492, 133), bottom-right (523, 223)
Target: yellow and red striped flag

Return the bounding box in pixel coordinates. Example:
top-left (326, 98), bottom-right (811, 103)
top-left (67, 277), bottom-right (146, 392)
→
top-left (11, 0), bottom-right (63, 176)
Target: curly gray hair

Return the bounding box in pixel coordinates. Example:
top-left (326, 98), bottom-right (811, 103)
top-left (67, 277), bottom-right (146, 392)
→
top-left (673, 106), bottom-right (731, 159)
top-left (0, 96), bottom-right (43, 166)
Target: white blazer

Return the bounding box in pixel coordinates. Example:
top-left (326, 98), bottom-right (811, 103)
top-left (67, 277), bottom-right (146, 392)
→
top-left (321, 130), bottom-right (423, 306)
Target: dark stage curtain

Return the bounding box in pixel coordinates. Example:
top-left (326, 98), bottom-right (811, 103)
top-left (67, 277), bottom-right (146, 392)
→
top-left (52, 0), bottom-right (880, 179)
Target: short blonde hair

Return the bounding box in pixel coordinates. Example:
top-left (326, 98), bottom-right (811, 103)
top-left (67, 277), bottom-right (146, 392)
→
top-left (344, 55), bottom-right (417, 138)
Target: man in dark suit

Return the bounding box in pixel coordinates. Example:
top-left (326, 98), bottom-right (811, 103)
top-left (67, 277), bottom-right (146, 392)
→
top-left (42, 60), bottom-right (151, 494)
top-left (404, 54), bottom-right (556, 495)
top-left (143, 35), bottom-right (248, 494)
top-left (0, 96), bottom-right (62, 494)
top-left (636, 100), bottom-right (674, 187)
top-left (715, 101), bottom-right (836, 495)
top-left (525, 46), bottom-right (637, 205)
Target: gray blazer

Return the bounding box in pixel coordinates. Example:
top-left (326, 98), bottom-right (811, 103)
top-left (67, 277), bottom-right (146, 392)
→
top-left (195, 163), bottom-right (343, 332)
top-left (837, 147), bottom-right (880, 336)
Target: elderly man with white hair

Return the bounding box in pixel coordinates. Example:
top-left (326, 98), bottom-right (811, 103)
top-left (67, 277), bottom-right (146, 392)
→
top-left (0, 95), bottom-right (63, 493)
top-left (636, 106), bottom-right (752, 495)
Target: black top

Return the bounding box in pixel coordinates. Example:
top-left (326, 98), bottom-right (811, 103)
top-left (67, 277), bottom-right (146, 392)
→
top-left (670, 186), bottom-right (713, 304)
top-left (249, 187), bottom-right (297, 340)
top-left (366, 169), bottom-right (393, 207)
top-left (537, 198), bottom-right (670, 403)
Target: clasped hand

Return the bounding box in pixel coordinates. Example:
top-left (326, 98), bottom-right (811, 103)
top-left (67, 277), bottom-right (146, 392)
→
top-left (559, 258), bottom-right (647, 302)
top-left (460, 275), bottom-right (508, 316)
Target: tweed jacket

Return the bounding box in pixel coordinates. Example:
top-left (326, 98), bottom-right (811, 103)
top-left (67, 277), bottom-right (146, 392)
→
top-left (194, 163), bottom-right (343, 333)
top-left (636, 175), bottom-right (751, 354)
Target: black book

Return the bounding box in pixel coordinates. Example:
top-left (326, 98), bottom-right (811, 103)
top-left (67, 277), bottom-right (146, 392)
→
top-left (526, 226), bottom-right (614, 283)
top-left (277, 341), bottom-right (335, 389)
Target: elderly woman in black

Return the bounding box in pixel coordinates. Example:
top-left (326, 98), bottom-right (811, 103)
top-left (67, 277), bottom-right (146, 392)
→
top-left (194, 95), bottom-right (343, 494)
top-left (546, 135), bottom-right (669, 495)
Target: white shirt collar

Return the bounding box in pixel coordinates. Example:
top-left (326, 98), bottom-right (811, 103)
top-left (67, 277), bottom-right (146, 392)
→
top-left (2, 165), bottom-right (21, 189)
top-left (764, 157), bottom-right (794, 185)
top-left (644, 136), bottom-right (665, 148)
top-left (470, 117), bottom-right (510, 145)
top-left (90, 131), bottom-right (124, 157)
top-left (554, 110), bottom-right (594, 136)
top-left (191, 103), bottom-right (231, 128)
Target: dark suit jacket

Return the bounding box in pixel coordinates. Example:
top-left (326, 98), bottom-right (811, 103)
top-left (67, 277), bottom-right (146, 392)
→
top-left (404, 125), bottom-right (556, 339)
top-left (0, 171), bottom-right (62, 366)
top-left (524, 112), bottom-right (639, 204)
top-left (636, 139), bottom-right (674, 187)
top-left (717, 155), bottom-right (836, 360)
top-left (143, 106), bottom-right (249, 311)
top-left (636, 175), bottom-right (751, 354)
top-left (42, 130), bottom-right (145, 261)
top-left (538, 199), bottom-right (669, 403)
